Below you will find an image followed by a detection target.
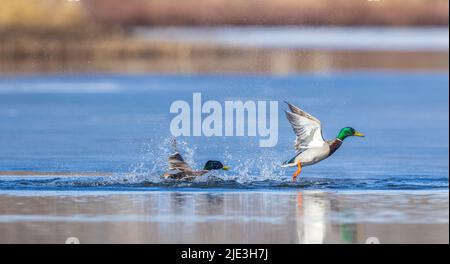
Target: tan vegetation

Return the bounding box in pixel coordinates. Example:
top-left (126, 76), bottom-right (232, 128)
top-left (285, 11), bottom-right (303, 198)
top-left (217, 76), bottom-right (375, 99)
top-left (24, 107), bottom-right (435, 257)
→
top-left (83, 0), bottom-right (449, 26)
top-left (0, 0), bottom-right (448, 30)
top-left (0, 0), bottom-right (86, 29)
top-left (0, 0), bottom-right (448, 74)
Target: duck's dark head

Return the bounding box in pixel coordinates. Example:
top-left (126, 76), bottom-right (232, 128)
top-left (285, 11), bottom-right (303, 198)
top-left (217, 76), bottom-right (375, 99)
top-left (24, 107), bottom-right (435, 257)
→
top-left (203, 160), bottom-right (229, 171)
top-left (337, 127), bottom-right (364, 140)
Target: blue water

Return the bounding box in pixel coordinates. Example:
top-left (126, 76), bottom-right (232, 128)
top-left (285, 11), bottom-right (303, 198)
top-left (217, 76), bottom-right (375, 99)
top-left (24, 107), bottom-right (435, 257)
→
top-left (0, 72), bottom-right (448, 190)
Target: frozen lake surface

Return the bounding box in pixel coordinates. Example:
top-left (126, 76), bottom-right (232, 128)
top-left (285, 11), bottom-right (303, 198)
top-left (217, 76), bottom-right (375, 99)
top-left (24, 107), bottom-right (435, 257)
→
top-left (0, 190), bottom-right (448, 243)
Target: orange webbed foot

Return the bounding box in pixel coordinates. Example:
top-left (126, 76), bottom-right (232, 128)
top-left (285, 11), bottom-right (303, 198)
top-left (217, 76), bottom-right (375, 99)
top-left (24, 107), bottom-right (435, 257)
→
top-left (292, 162), bottom-right (302, 182)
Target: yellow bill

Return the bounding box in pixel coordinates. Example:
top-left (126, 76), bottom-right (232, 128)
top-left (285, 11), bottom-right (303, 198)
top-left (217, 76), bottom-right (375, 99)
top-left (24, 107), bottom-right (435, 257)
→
top-left (354, 131), bottom-right (365, 137)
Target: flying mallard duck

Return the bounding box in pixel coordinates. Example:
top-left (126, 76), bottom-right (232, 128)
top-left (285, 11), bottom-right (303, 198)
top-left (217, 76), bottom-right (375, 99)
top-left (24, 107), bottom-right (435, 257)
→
top-left (282, 102), bottom-right (364, 181)
top-left (162, 139), bottom-right (229, 180)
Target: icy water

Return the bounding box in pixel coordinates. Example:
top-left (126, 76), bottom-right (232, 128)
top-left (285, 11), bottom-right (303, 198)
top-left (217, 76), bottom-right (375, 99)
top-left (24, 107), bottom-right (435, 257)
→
top-left (0, 72), bottom-right (448, 243)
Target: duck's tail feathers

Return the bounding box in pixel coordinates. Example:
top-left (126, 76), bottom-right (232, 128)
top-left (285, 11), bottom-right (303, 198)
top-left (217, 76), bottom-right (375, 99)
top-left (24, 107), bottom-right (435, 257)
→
top-left (281, 155), bottom-right (297, 167)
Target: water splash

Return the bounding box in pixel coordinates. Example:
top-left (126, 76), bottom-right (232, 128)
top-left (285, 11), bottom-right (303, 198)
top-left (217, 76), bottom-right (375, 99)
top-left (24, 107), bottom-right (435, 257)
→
top-left (0, 173), bottom-right (447, 191)
top-left (0, 138), bottom-right (447, 191)
top-left (116, 137), bottom-right (202, 185)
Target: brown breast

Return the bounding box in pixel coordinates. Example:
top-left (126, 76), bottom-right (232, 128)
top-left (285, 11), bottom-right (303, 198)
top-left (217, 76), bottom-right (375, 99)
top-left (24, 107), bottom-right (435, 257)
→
top-left (328, 139), bottom-right (343, 156)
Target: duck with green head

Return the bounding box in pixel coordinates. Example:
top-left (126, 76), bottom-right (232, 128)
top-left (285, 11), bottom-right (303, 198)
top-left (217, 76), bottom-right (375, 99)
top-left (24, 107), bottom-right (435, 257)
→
top-left (162, 139), bottom-right (229, 180)
top-left (282, 102), bottom-right (364, 181)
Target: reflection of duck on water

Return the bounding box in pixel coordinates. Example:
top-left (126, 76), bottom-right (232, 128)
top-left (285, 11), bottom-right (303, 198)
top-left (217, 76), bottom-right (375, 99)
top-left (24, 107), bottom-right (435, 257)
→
top-left (162, 139), bottom-right (229, 180)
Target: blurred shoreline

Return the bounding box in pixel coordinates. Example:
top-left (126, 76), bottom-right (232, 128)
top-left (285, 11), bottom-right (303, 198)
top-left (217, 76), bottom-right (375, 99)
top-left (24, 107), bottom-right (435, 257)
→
top-left (1, 27), bottom-right (448, 75)
top-left (83, 0), bottom-right (449, 27)
top-left (1, 1), bottom-right (448, 74)
top-left (0, 0), bottom-right (449, 75)
top-left (2, 50), bottom-right (447, 75)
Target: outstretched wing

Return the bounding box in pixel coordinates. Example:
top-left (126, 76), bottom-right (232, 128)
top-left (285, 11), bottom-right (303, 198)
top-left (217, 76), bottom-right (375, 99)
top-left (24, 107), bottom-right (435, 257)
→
top-left (168, 152), bottom-right (193, 172)
top-left (167, 138), bottom-right (193, 172)
top-left (284, 101), bottom-right (325, 151)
